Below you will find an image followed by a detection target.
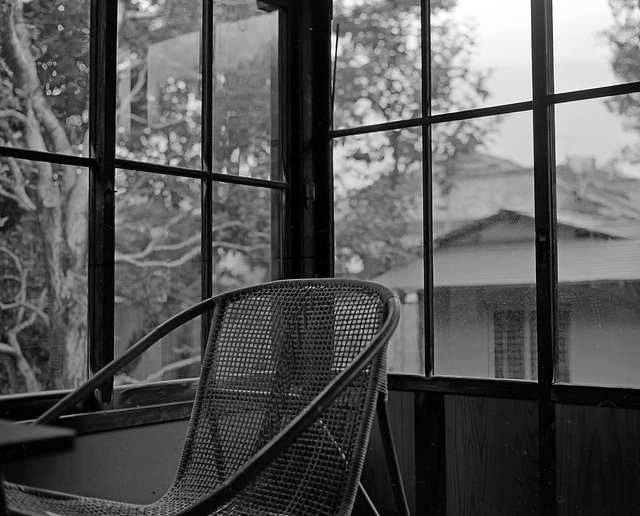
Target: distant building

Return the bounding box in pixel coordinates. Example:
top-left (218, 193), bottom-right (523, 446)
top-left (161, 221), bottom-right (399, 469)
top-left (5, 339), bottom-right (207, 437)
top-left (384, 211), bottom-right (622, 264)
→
top-left (375, 152), bottom-right (640, 386)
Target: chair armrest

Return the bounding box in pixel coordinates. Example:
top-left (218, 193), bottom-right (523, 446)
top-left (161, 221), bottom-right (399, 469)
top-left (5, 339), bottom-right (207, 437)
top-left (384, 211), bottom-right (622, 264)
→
top-left (174, 296), bottom-right (400, 516)
top-left (35, 297), bottom-right (220, 426)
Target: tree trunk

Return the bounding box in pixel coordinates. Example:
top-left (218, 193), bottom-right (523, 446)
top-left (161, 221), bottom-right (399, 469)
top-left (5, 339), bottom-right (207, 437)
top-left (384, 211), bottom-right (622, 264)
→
top-left (1, 0), bottom-right (89, 390)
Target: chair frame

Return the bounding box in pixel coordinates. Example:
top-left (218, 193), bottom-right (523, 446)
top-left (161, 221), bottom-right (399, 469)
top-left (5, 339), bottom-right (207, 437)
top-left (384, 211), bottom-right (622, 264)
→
top-left (13, 279), bottom-right (410, 516)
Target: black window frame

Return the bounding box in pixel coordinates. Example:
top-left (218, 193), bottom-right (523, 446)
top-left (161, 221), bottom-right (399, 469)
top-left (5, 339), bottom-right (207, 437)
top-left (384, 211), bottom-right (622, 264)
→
top-left (0, 0), bottom-right (306, 427)
top-left (324, 0), bottom-right (640, 514)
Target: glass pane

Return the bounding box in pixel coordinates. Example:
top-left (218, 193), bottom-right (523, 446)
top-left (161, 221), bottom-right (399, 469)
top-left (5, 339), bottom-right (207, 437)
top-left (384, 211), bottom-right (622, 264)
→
top-left (554, 0), bottom-right (637, 93)
top-left (432, 0), bottom-right (530, 115)
top-left (555, 96), bottom-right (640, 387)
top-left (212, 6), bottom-right (280, 181)
top-left (333, 0), bottom-right (421, 129)
top-left (433, 113), bottom-right (536, 379)
top-left (557, 404), bottom-right (640, 514)
top-left (117, 0), bottom-right (202, 168)
top-left (0, 160), bottom-right (88, 394)
top-left (333, 128), bottom-right (424, 375)
top-left (115, 171), bottom-right (201, 384)
top-left (0, 1), bottom-right (90, 157)
top-left (213, 184), bottom-right (273, 293)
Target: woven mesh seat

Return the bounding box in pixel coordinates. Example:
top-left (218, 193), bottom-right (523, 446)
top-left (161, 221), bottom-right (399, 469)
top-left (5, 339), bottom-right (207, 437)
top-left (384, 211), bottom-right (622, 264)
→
top-left (4, 279), bottom-right (408, 516)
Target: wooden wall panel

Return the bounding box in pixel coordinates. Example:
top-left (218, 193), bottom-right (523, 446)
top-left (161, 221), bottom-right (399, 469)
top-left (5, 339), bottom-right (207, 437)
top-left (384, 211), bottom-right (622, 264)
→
top-left (445, 395), bottom-right (539, 515)
top-left (557, 404), bottom-right (640, 516)
top-left (360, 391), bottom-right (416, 515)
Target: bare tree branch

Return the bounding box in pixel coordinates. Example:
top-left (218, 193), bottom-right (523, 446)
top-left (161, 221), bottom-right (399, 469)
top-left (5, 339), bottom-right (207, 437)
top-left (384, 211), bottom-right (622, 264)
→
top-left (117, 213), bottom-right (194, 260)
top-left (0, 343), bottom-right (18, 357)
top-left (116, 355), bottom-right (199, 386)
top-left (0, 300), bottom-right (50, 326)
top-left (115, 244), bottom-right (201, 268)
top-left (0, 109), bottom-right (30, 125)
top-left (3, 289), bottom-right (48, 392)
top-left (212, 241), bottom-right (270, 253)
top-left (1, 156), bottom-right (37, 211)
top-left (153, 234), bottom-right (200, 252)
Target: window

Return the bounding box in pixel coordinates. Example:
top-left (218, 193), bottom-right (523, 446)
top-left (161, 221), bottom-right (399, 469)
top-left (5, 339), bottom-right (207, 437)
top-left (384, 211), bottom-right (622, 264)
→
top-left (494, 309), bottom-right (569, 381)
top-left (494, 310), bottom-right (529, 380)
top-left (0, 1), bottom-right (288, 412)
top-left (329, 0), bottom-right (640, 513)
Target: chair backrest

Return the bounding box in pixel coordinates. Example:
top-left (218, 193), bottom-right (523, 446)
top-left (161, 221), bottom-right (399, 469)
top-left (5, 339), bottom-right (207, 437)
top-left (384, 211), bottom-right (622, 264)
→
top-left (166, 278), bottom-right (398, 516)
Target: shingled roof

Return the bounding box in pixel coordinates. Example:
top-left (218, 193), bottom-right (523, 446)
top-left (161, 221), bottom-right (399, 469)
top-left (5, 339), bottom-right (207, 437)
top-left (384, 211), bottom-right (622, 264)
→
top-left (374, 210), bottom-right (640, 289)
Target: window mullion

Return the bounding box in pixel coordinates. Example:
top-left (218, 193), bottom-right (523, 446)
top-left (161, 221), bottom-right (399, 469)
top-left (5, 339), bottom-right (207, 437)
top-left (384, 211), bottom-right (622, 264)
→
top-left (88, 0), bottom-right (118, 409)
top-left (299, 0), bottom-right (332, 278)
top-left (200, 0), bottom-right (214, 354)
top-left (422, 0), bottom-right (434, 380)
top-left (531, 0), bottom-right (558, 514)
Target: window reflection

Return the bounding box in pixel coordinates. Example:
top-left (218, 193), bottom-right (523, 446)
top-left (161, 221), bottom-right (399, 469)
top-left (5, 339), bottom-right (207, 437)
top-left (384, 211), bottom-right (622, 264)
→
top-left (114, 171), bottom-right (201, 384)
top-left (212, 184), bottom-right (273, 293)
top-left (213, 9), bottom-right (280, 180)
top-left (430, 113), bottom-right (536, 380)
top-left (433, 0), bottom-right (531, 113)
top-left (556, 96), bottom-right (640, 387)
top-left (554, 0), bottom-right (631, 93)
top-left (333, 128), bottom-right (424, 374)
top-left (332, 0), bottom-right (422, 129)
top-left (117, 0), bottom-right (203, 168)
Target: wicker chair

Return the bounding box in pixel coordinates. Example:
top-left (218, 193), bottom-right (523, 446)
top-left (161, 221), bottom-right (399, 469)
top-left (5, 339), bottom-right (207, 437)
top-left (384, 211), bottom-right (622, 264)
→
top-left (4, 278), bottom-right (409, 516)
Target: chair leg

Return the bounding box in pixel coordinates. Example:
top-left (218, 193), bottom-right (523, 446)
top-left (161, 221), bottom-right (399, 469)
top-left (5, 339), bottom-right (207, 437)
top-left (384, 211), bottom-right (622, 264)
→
top-left (357, 482), bottom-right (382, 516)
top-left (377, 395), bottom-right (411, 516)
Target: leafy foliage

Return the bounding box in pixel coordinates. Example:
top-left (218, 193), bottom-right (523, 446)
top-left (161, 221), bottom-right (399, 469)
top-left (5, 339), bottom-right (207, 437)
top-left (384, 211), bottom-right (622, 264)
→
top-left (605, 0), bottom-right (640, 163)
top-left (333, 0), bottom-right (494, 278)
top-left (0, 0), bottom-right (277, 391)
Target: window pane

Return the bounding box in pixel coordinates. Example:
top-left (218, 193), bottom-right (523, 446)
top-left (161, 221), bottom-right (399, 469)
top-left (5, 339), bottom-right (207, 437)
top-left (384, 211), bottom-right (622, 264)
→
top-left (432, 0), bottom-right (530, 115)
top-left (117, 0), bottom-right (202, 168)
top-left (0, 1), bottom-right (90, 157)
top-left (115, 171), bottom-right (201, 384)
top-left (433, 113), bottom-right (536, 379)
top-left (213, 7), bottom-right (280, 181)
top-left (0, 160), bottom-right (88, 394)
top-left (555, 96), bottom-right (640, 387)
top-left (333, 0), bottom-right (421, 129)
top-left (213, 184), bottom-right (273, 292)
top-left (554, 0), bottom-right (636, 93)
top-left (333, 128), bottom-right (424, 375)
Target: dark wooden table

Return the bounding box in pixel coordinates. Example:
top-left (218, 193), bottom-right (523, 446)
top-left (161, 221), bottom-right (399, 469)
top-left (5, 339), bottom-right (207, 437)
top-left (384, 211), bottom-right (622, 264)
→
top-left (0, 419), bottom-right (76, 515)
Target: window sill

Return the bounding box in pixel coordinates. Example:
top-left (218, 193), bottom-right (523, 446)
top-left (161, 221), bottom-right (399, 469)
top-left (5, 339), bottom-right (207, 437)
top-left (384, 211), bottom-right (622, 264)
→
top-left (0, 378), bottom-right (198, 433)
top-left (54, 400), bottom-right (194, 435)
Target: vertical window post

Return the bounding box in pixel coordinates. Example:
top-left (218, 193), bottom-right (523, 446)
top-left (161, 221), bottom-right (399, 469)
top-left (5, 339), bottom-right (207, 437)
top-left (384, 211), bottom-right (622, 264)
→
top-left (531, 0), bottom-right (558, 513)
top-left (88, 0), bottom-right (118, 408)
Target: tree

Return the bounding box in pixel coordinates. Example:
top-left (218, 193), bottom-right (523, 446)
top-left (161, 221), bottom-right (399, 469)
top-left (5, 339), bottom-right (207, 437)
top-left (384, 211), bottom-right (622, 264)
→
top-left (605, 0), bottom-right (640, 164)
top-left (333, 0), bottom-right (494, 278)
top-left (0, 0), bottom-right (276, 393)
top-left (0, 0), bottom-right (90, 391)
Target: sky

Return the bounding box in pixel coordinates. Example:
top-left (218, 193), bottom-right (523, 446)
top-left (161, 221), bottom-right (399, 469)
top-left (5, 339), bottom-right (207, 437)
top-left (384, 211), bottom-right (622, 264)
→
top-left (454, 0), bottom-right (639, 173)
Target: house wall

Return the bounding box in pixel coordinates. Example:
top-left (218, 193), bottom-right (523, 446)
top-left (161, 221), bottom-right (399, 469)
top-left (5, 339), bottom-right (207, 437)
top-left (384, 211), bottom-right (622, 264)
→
top-left (418, 283), bottom-right (640, 386)
top-left (388, 298), bottom-right (424, 374)
top-left (433, 288), bottom-right (492, 377)
top-left (569, 293), bottom-right (640, 386)
top-left (390, 283), bottom-right (640, 386)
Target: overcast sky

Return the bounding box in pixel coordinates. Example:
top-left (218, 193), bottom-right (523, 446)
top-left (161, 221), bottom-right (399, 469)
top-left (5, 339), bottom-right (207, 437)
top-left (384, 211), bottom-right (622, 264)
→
top-left (455, 0), bottom-right (638, 172)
